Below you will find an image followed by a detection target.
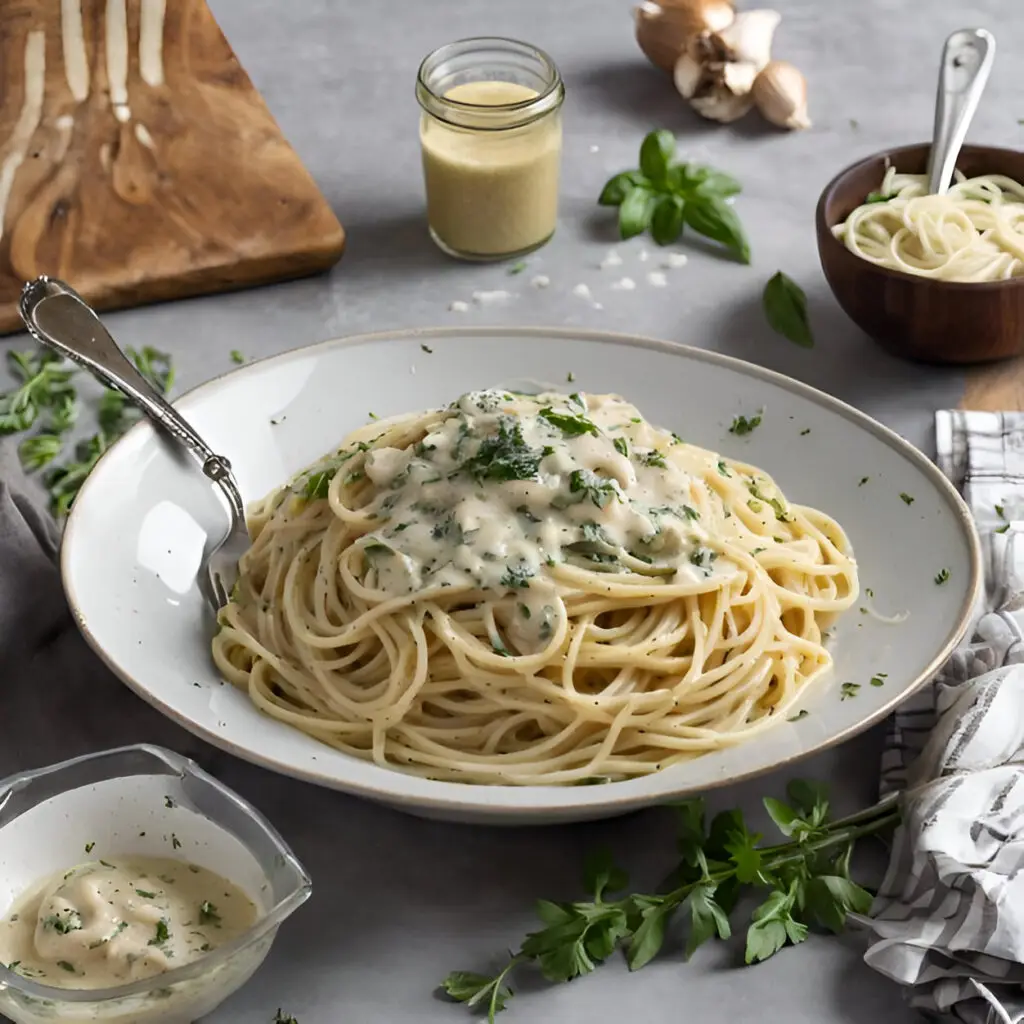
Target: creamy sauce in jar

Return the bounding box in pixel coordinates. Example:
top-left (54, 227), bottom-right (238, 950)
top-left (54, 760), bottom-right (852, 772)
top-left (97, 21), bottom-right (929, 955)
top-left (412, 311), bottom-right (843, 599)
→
top-left (419, 80), bottom-right (563, 259)
top-left (0, 857), bottom-right (258, 989)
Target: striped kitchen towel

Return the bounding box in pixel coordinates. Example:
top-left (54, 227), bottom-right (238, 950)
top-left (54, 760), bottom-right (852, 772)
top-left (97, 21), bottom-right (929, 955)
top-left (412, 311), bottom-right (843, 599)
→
top-left (864, 410), bottom-right (1024, 1024)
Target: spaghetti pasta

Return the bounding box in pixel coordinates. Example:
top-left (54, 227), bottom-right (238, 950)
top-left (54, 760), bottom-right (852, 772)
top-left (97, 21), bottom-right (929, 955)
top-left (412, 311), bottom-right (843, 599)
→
top-left (832, 167), bottom-right (1024, 282)
top-left (211, 390), bottom-right (858, 785)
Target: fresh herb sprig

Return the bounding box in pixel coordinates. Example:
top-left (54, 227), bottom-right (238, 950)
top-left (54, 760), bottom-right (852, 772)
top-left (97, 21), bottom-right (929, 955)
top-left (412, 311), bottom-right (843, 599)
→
top-left (598, 130), bottom-right (750, 263)
top-left (442, 782), bottom-right (897, 1021)
top-left (0, 345), bottom-right (174, 517)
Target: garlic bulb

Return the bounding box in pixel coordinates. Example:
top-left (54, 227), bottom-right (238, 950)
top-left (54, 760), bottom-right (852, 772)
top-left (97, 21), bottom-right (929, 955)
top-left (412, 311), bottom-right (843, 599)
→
top-left (752, 60), bottom-right (811, 130)
top-left (673, 9), bottom-right (780, 124)
top-left (634, 0), bottom-right (735, 75)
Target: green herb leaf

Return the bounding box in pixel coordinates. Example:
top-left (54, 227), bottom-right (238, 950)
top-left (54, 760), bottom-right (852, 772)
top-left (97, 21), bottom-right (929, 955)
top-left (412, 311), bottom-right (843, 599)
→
top-left (461, 419), bottom-right (544, 483)
top-left (539, 407), bottom-right (598, 437)
top-left (683, 196), bottom-right (750, 263)
top-left (729, 414), bottom-right (761, 436)
top-left (626, 899), bottom-right (674, 970)
top-left (650, 194), bottom-right (685, 246)
top-left (618, 188), bottom-right (656, 240)
top-left (148, 919), bottom-right (170, 946)
top-left (899, 492), bottom-right (915, 506)
top-left (199, 900), bottom-right (221, 924)
top-left (763, 272), bottom-right (814, 348)
top-left (639, 130), bottom-right (676, 184)
top-left (745, 884), bottom-right (808, 963)
top-left (442, 968), bottom-right (514, 1019)
top-left (934, 568), bottom-right (950, 585)
top-left (583, 847), bottom-right (628, 902)
top-left (230, 350), bottom-right (245, 364)
top-left (598, 170), bottom-right (648, 207)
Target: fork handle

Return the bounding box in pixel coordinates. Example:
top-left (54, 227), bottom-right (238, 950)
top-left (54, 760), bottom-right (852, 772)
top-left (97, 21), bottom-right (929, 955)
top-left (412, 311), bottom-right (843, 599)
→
top-left (18, 277), bottom-right (244, 525)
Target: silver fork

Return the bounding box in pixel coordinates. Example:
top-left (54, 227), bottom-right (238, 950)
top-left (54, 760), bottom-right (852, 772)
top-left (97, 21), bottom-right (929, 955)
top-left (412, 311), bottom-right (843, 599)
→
top-left (18, 277), bottom-right (247, 612)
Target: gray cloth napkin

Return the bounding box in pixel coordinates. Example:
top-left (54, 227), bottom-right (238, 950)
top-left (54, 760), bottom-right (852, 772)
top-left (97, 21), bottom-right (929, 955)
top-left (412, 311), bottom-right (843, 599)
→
top-left (865, 411), bottom-right (1024, 1024)
top-left (0, 442), bottom-right (211, 777)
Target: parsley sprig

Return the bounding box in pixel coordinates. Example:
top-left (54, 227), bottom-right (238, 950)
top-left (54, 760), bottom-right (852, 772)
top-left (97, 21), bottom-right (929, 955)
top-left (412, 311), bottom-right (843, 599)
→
top-left (598, 130), bottom-right (750, 263)
top-left (0, 345), bottom-right (174, 517)
top-left (442, 781), bottom-right (897, 1021)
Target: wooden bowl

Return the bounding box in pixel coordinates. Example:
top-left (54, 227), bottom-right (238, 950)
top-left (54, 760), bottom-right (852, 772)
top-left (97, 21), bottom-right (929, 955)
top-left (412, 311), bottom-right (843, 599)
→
top-left (815, 143), bottom-right (1024, 364)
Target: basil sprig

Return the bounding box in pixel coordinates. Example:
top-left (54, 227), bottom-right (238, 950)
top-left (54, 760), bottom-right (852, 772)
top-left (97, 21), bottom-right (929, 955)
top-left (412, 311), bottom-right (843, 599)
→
top-left (598, 130), bottom-right (750, 264)
top-left (763, 271), bottom-right (814, 348)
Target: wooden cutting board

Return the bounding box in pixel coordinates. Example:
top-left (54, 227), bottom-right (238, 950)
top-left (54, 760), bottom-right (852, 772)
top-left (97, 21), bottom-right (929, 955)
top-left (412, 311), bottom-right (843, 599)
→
top-left (0, 0), bottom-right (345, 334)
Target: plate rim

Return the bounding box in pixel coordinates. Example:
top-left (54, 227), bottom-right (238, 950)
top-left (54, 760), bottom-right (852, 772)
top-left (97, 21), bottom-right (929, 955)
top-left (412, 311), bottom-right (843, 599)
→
top-left (62, 325), bottom-right (984, 816)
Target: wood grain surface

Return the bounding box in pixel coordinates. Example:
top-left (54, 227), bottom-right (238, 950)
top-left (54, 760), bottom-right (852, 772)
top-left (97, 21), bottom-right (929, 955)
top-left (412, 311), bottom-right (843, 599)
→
top-left (963, 359), bottom-right (1024, 412)
top-left (0, 0), bottom-right (345, 334)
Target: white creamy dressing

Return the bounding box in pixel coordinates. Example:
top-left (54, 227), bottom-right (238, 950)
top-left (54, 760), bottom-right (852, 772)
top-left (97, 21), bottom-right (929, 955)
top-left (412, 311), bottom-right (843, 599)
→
top-left (0, 857), bottom-right (257, 990)
top-left (295, 391), bottom-right (769, 649)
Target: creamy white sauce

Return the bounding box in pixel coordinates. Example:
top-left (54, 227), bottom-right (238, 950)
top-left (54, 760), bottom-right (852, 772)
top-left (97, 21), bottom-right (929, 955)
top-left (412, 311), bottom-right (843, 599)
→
top-left (0, 857), bottom-right (257, 990)
top-left (293, 391), bottom-right (769, 650)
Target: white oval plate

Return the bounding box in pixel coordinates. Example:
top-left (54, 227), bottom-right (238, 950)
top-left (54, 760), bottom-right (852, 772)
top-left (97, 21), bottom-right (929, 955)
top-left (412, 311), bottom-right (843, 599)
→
top-left (63, 328), bottom-right (981, 824)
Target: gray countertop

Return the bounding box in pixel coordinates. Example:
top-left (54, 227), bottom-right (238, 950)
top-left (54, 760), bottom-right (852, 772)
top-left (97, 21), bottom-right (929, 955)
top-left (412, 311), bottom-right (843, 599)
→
top-left (6, 0), bottom-right (1022, 1020)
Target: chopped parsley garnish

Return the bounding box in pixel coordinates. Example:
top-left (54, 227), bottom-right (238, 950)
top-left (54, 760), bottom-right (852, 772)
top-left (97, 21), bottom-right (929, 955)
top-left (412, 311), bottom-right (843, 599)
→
top-left (690, 547), bottom-right (718, 573)
top-left (149, 919), bottom-right (170, 946)
top-left (539, 407), bottom-right (599, 437)
top-left (566, 371), bottom-right (576, 382)
top-left (858, 476), bottom-right (869, 486)
top-left (230, 350), bottom-right (245, 364)
top-left (996, 523), bottom-right (1011, 534)
top-left (869, 673), bottom-right (887, 687)
top-left (799, 428), bottom-right (810, 436)
top-left (500, 564), bottom-right (534, 589)
top-left (57, 960), bottom-right (76, 974)
top-left (840, 682), bottom-right (860, 700)
top-left (44, 911), bottom-right (82, 934)
top-left (613, 437), bottom-right (629, 457)
top-left (682, 505), bottom-right (699, 521)
top-left (516, 505), bottom-right (542, 523)
top-left (509, 261), bottom-right (528, 275)
top-left (639, 449), bottom-right (667, 468)
top-left (996, 504), bottom-right (1006, 518)
top-left (84, 842), bottom-right (95, 853)
top-left (135, 889), bottom-right (158, 899)
top-left (199, 900), bottom-right (221, 925)
top-left (490, 634), bottom-right (511, 657)
top-left (568, 469), bottom-right (622, 509)
top-left (421, 344), bottom-right (433, 354)
top-left (717, 459), bottom-right (731, 477)
top-left (729, 413), bottom-right (762, 436)
top-left (171, 834), bottom-right (181, 850)
top-left (787, 709), bottom-right (809, 721)
top-left (934, 568), bottom-right (950, 584)
top-left (899, 492), bottom-right (914, 505)
top-left (461, 418), bottom-right (544, 483)
top-left (275, 1012), bottom-right (299, 1024)
top-left (749, 483), bottom-right (790, 522)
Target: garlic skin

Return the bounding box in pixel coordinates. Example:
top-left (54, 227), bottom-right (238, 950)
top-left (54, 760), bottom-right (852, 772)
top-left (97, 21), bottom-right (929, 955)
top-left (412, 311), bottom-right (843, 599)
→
top-left (752, 60), bottom-right (811, 130)
top-left (673, 9), bottom-right (781, 124)
top-left (714, 9), bottom-right (780, 70)
top-left (634, 0), bottom-right (735, 75)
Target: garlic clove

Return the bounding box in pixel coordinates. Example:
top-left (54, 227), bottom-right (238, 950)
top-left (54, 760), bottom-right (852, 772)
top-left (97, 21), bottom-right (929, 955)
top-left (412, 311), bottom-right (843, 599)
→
top-left (712, 9), bottom-right (780, 72)
top-left (691, 87), bottom-right (754, 123)
top-left (675, 53), bottom-right (756, 122)
top-left (634, 0), bottom-right (735, 75)
top-left (752, 60), bottom-right (811, 130)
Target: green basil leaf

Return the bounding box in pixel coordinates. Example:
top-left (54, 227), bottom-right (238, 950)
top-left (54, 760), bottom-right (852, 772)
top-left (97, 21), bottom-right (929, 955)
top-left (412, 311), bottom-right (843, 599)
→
top-left (639, 130), bottom-right (676, 185)
top-left (683, 196), bottom-right (751, 263)
top-left (598, 171), bottom-right (649, 207)
top-left (763, 271), bottom-right (814, 348)
top-left (618, 188), bottom-right (655, 240)
top-left (695, 170), bottom-right (743, 199)
top-left (650, 195), bottom-right (685, 246)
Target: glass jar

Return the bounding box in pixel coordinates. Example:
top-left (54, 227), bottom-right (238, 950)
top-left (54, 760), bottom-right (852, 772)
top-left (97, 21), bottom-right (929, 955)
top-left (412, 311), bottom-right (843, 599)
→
top-left (416, 37), bottom-right (565, 261)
